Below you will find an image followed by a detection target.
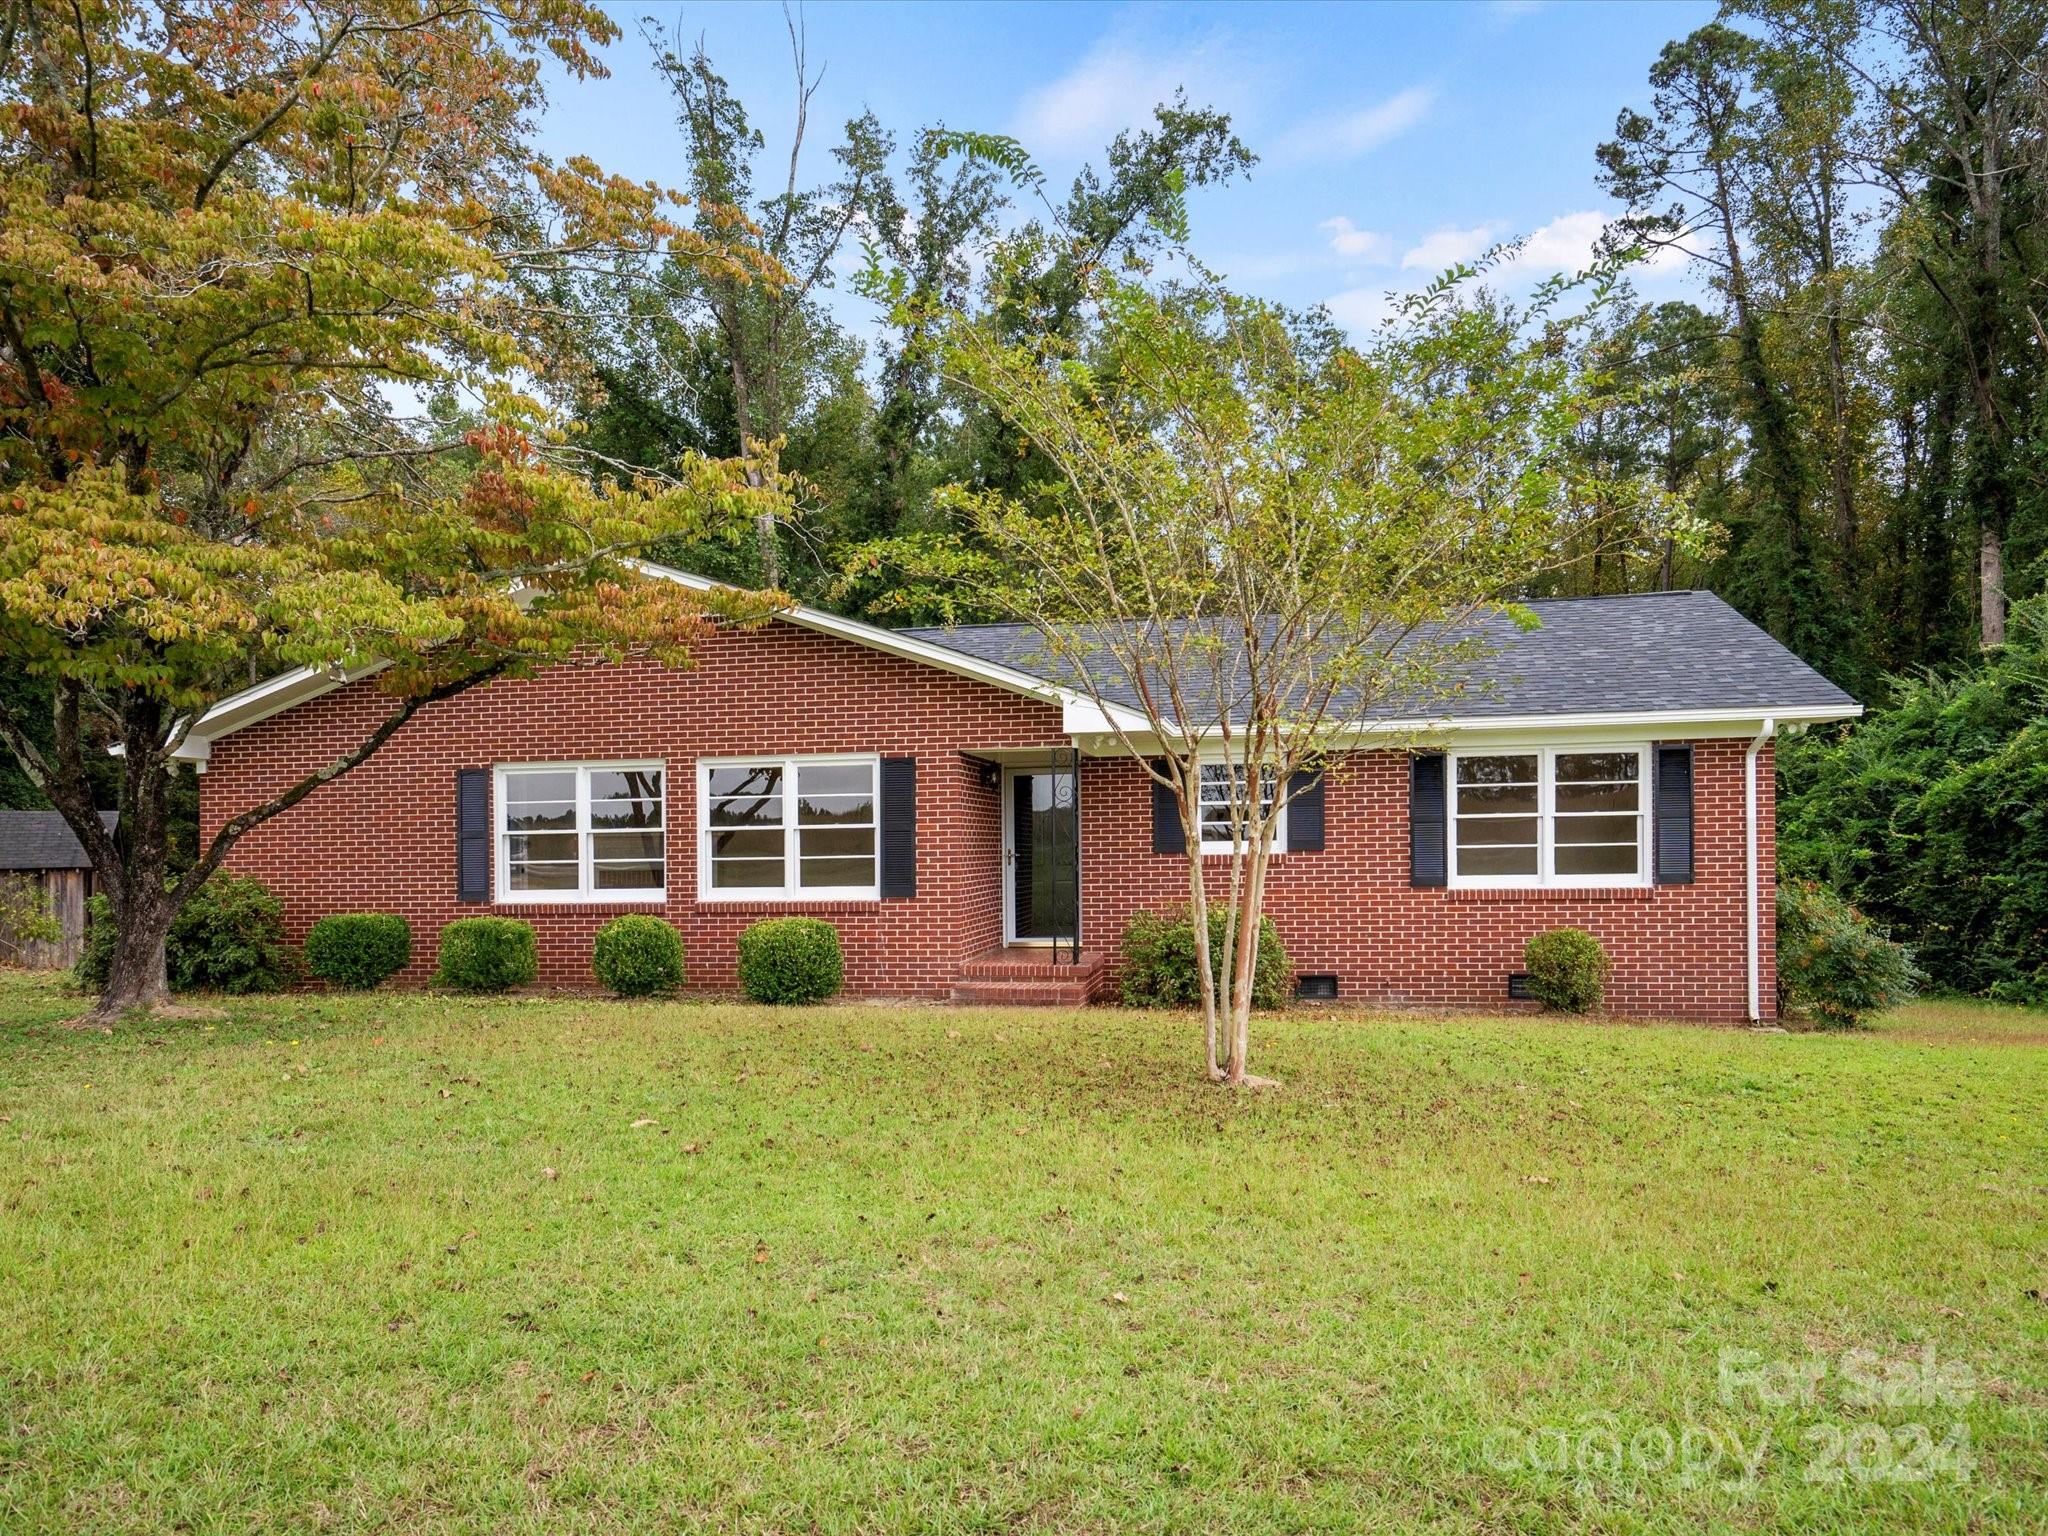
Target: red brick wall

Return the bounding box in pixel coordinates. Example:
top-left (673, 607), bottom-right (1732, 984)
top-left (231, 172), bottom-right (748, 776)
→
top-left (201, 622), bottom-right (1777, 1019)
top-left (1074, 741), bottom-right (1775, 1022)
top-left (200, 623), bottom-right (1068, 998)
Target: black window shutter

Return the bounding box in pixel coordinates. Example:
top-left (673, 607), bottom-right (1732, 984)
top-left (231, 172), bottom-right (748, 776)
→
top-left (456, 768), bottom-right (490, 903)
top-left (1151, 761), bottom-right (1186, 854)
top-left (1286, 769), bottom-right (1324, 852)
top-left (1652, 743), bottom-right (1695, 885)
top-left (879, 756), bottom-right (917, 897)
top-left (1409, 753), bottom-right (1447, 888)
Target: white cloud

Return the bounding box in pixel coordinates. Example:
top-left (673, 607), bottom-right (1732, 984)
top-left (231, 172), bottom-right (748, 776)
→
top-left (1322, 284), bottom-right (1405, 334)
top-left (1510, 209), bottom-right (1607, 273)
top-left (1400, 222), bottom-right (1507, 271)
top-left (1505, 210), bottom-right (1698, 278)
top-left (1013, 35), bottom-right (1243, 159)
top-left (1318, 216), bottom-right (1394, 264)
top-left (1276, 85), bottom-right (1436, 163)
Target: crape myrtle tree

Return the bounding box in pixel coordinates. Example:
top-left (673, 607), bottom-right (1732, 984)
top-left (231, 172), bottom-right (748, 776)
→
top-left (901, 253), bottom-right (1657, 1085)
top-left (0, 0), bottom-right (788, 1021)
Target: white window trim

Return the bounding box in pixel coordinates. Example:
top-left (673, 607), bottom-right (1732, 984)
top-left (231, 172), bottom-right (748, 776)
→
top-left (1194, 758), bottom-right (1288, 858)
top-left (494, 760), bottom-right (667, 904)
top-left (1447, 744), bottom-right (1652, 890)
top-left (696, 753), bottom-right (882, 903)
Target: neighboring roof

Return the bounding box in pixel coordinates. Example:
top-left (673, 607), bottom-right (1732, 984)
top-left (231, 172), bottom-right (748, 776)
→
top-left (903, 590), bottom-right (1859, 726)
top-left (0, 810), bottom-right (117, 871)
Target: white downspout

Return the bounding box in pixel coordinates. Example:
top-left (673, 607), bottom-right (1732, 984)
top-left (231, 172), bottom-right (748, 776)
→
top-left (1745, 716), bottom-right (1777, 1023)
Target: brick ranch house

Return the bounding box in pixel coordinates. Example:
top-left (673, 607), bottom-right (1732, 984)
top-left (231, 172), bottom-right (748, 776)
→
top-left (183, 566), bottom-right (1859, 1020)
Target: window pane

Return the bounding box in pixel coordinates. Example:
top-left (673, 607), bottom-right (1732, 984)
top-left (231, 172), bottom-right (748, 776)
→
top-left (505, 770), bottom-right (575, 804)
top-left (799, 827), bottom-right (873, 859)
top-left (1555, 814), bottom-right (1639, 845)
top-left (1459, 844), bottom-right (1539, 877)
top-left (711, 828), bottom-right (782, 860)
top-left (508, 861), bottom-right (579, 892)
top-left (708, 794), bottom-right (782, 828)
top-left (797, 763), bottom-right (872, 798)
top-left (708, 764), bottom-right (781, 799)
top-left (710, 858), bottom-right (783, 889)
top-left (1555, 780), bottom-right (1639, 814)
top-left (1556, 842), bottom-right (1639, 877)
top-left (591, 797), bottom-right (661, 829)
top-left (506, 802), bottom-right (576, 832)
top-left (800, 856), bottom-right (875, 888)
top-left (1458, 754), bottom-right (1537, 786)
top-left (1556, 752), bottom-right (1639, 783)
top-left (797, 791), bottom-right (873, 826)
top-left (507, 832), bottom-right (578, 863)
top-left (1458, 815), bottom-right (1539, 847)
top-left (593, 860), bottom-right (664, 890)
top-left (592, 830), bottom-right (664, 862)
top-left (590, 768), bottom-right (662, 803)
top-left (1457, 783), bottom-right (1538, 814)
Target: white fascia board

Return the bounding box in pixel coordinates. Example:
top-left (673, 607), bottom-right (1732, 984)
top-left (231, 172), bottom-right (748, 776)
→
top-left (173, 661), bottom-right (391, 760)
top-left (632, 561), bottom-right (1156, 737)
top-left (1071, 702), bottom-right (1860, 759)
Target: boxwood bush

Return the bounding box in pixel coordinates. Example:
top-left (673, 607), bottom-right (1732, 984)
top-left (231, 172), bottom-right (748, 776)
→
top-left (304, 913), bottom-right (412, 990)
top-left (1118, 907), bottom-right (1290, 1010)
top-left (434, 917), bottom-right (537, 994)
top-left (1777, 880), bottom-right (1923, 1028)
top-left (1523, 927), bottom-right (1610, 1013)
top-left (591, 914), bottom-right (685, 997)
top-left (78, 873), bottom-right (297, 995)
top-left (735, 917), bottom-right (842, 1004)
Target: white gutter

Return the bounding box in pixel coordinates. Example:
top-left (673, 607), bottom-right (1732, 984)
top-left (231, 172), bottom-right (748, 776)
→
top-left (1745, 716), bottom-right (1777, 1023)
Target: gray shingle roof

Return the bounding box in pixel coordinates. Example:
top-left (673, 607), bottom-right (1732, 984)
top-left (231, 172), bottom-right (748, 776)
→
top-left (0, 810), bottom-right (117, 871)
top-left (902, 590), bottom-right (1856, 721)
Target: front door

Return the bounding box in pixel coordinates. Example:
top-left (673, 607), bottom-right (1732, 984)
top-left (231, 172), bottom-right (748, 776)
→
top-left (1005, 769), bottom-right (1078, 943)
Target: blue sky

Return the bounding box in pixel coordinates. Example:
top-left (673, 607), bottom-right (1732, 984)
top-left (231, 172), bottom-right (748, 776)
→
top-left (539, 0), bottom-right (1717, 334)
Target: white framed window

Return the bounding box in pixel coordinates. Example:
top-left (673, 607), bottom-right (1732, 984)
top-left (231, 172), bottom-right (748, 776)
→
top-left (1196, 760), bottom-right (1286, 856)
top-left (1449, 746), bottom-right (1648, 888)
top-left (496, 762), bottom-right (666, 902)
top-left (698, 755), bottom-right (879, 900)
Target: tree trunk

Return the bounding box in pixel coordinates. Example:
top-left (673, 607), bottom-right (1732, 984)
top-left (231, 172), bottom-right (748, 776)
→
top-left (1980, 524), bottom-right (2006, 649)
top-left (89, 884), bottom-right (175, 1022)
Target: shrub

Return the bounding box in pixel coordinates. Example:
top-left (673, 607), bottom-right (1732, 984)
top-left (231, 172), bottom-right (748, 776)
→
top-left (74, 893), bottom-right (116, 989)
top-left (1778, 599), bottom-right (2048, 1002)
top-left (435, 917), bottom-right (537, 994)
top-left (1524, 927), bottom-right (1609, 1013)
top-left (1777, 880), bottom-right (1923, 1028)
top-left (79, 874), bottom-right (297, 994)
top-left (305, 913), bottom-right (412, 990)
top-left (1119, 907), bottom-right (1290, 1010)
top-left (735, 917), bottom-right (842, 1004)
top-left (592, 914), bottom-right (685, 997)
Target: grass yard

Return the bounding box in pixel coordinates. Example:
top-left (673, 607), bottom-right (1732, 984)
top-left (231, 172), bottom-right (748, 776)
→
top-left (1, 973), bottom-right (2043, 1533)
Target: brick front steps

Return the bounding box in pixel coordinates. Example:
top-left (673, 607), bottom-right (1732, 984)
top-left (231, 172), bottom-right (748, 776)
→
top-left (951, 945), bottom-right (1112, 1006)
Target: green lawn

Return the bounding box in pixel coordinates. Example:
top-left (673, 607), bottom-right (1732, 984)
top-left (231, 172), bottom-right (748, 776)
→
top-left (1, 973), bottom-right (2043, 1533)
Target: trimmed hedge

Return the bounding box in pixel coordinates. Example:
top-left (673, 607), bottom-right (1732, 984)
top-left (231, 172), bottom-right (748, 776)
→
top-left (434, 917), bottom-right (537, 994)
top-left (77, 873), bottom-right (297, 995)
top-left (305, 913), bottom-right (412, 990)
top-left (1777, 880), bottom-right (1923, 1028)
top-left (1524, 927), bottom-right (1609, 1013)
top-left (592, 914), bottom-right (685, 997)
top-left (735, 917), bottom-right (843, 1004)
top-left (1118, 907), bottom-right (1290, 1010)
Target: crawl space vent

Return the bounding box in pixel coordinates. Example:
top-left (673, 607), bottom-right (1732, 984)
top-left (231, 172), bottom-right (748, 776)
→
top-left (1296, 973), bottom-right (1339, 1002)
